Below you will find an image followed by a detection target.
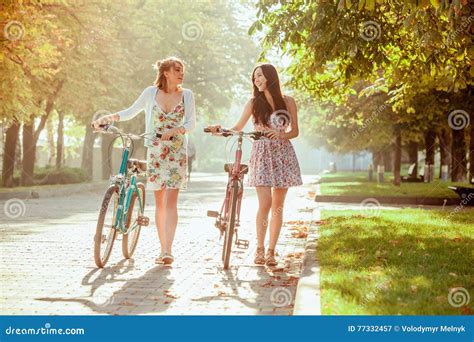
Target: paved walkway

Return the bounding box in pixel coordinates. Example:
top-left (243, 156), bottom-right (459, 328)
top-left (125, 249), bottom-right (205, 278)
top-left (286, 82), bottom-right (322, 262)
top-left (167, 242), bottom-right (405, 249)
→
top-left (0, 173), bottom-right (319, 315)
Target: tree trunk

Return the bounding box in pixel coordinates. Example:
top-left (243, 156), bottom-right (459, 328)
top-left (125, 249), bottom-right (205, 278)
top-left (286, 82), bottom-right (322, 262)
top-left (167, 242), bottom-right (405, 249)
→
top-left (56, 111), bottom-right (64, 169)
top-left (407, 141), bottom-right (418, 179)
top-left (424, 129), bottom-right (436, 166)
top-left (47, 115), bottom-right (55, 166)
top-left (20, 80), bottom-right (65, 185)
top-left (438, 128), bottom-right (451, 178)
top-left (382, 148), bottom-right (393, 172)
top-left (101, 134), bottom-right (114, 180)
top-left (1, 120), bottom-right (20, 187)
top-left (393, 127), bottom-right (402, 186)
top-left (451, 128), bottom-right (467, 182)
top-left (470, 117), bottom-right (474, 184)
top-left (21, 122), bottom-right (36, 186)
top-left (81, 126), bottom-right (97, 181)
top-left (372, 150), bottom-right (382, 167)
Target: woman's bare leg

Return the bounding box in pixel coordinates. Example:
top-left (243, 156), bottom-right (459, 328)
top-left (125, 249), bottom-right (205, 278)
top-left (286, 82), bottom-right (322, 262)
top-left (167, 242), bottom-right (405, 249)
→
top-left (255, 186), bottom-right (272, 248)
top-left (268, 188), bottom-right (288, 250)
top-left (153, 190), bottom-right (167, 252)
top-left (164, 189), bottom-right (180, 254)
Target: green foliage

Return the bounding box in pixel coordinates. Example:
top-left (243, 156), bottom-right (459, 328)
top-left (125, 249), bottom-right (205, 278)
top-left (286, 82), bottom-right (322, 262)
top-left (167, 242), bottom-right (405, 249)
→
top-left (10, 166), bottom-right (88, 186)
top-left (252, 0), bottom-right (473, 153)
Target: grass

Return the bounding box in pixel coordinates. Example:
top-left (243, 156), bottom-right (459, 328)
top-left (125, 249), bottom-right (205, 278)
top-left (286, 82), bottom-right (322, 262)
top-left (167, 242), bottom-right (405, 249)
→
top-left (0, 180), bottom-right (106, 193)
top-left (318, 208), bottom-right (474, 315)
top-left (319, 171), bottom-right (467, 198)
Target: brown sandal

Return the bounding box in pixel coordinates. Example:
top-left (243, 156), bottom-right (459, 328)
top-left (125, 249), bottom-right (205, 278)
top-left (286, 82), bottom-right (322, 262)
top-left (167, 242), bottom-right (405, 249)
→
top-left (254, 247), bottom-right (265, 265)
top-left (265, 249), bottom-right (278, 266)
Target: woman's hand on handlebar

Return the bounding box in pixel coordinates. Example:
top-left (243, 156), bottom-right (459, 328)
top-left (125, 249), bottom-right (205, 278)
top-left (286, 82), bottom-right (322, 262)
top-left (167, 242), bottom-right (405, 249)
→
top-left (91, 114), bottom-right (119, 131)
top-left (205, 124), bottom-right (222, 134)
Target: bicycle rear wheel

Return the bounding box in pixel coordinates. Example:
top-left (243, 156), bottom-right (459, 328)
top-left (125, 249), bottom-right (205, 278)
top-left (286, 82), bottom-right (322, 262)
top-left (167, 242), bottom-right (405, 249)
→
top-left (222, 180), bottom-right (239, 270)
top-left (94, 185), bottom-right (119, 268)
top-left (122, 183), bottom-right (145, 259)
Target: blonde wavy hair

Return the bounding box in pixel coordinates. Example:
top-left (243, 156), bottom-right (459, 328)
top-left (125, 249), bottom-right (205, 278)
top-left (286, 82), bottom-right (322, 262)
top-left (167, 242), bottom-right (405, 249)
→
top-left (153, 57), bottom-right (184, 93)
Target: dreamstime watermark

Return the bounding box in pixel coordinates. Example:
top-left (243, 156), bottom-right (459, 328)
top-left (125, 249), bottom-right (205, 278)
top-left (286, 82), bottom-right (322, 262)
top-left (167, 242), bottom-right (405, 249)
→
top-left (181, 21), bottom-right (203, 41)
top-left (444, 16), bottom-right (474, 48)
top-left (5, 322), bottom-right (85, 336)
top-left (448, 287), bottom-right (470, 308)
top-left (262, 205), bottom-right (284, 228)
top-left (80, 16), bottom-right (120, 50)
top-left (361, 281), bottom-right (389, 306)
top-left (352, 103), bottom-right (388, 138)
top-left (448, 109), bottom-right (470, 130)
top-left (4, 20), bottom-right (24, 41)
top-left (359, 20), bottom-right (381, 41)
top-left (181, 198), bottom-right (206, 217)
top-left (444, 192), bottom-right (474, 223)
top-left (270, 287), bottom-right (293, 307)
top-left (359, 198), bottom-right (381, 217)
top-left (4, 198), bottom-right (26, 219)
top-left (13, 101), bottom-right (36, 122)
top-left (271, 109), bottom-right (292, 129)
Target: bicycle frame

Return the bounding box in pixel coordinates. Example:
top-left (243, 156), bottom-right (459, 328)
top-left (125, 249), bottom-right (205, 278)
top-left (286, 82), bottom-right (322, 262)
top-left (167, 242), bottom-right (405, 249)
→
top-left (219, 133), bottom-right (245, 230)
top-left (111, 137), bottom-right (145, 234)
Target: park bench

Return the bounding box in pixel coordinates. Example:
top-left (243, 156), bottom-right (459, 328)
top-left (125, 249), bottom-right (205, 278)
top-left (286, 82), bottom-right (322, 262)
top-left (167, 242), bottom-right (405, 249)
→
top-left (401, 163), bottom-right (423, 183)
top-left (448, 186), bottom-right (474, 206)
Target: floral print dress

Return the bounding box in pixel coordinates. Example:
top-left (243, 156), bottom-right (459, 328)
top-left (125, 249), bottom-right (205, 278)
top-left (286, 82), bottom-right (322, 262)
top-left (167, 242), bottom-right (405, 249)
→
top-left (248, 112), bottom-right (303, 188)
top-left (146, 98), bottom-right (188, 190)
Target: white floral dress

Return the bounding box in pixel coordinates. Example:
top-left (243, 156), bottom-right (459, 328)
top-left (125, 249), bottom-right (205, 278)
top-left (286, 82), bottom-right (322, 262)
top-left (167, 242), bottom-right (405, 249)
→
top-left (146, 99), bottom-right (188, 190)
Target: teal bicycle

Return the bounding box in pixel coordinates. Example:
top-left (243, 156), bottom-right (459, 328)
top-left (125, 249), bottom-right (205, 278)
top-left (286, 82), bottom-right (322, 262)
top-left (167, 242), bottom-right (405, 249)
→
top-left (93, 124), bottom-right (159, 268)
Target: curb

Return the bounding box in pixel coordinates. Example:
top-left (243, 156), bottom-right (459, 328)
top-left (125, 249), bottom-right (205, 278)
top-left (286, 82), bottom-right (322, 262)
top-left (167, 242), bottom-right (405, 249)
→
top-left (0, 181), bottom-right (108, 200)
top-left (314, 195), bottom-right (460, 206)
top-left (293, 213), bottom-right (321, 315)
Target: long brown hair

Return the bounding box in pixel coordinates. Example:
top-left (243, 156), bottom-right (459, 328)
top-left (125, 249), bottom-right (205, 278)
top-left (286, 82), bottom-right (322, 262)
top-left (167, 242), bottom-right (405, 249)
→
top-left (153, 57), bottom-right (184, 93)
top-left (251, 63), bottom-right (287, 126)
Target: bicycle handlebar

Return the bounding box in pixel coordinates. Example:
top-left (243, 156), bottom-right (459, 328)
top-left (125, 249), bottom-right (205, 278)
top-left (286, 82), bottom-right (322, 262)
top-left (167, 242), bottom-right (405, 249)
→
top-left (94, 124), bottom-right (173, 140)
top-left (203, 128), bottom-right (264, 140)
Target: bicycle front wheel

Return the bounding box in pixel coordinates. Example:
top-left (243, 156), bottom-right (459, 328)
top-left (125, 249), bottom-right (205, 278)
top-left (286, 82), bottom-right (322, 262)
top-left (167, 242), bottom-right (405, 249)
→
top-left (122, 183), bottom-right (145, 259)
top-left (94, 185), bottom-right (119, 268)
top-left (223, 180), bottom-right (239, 270)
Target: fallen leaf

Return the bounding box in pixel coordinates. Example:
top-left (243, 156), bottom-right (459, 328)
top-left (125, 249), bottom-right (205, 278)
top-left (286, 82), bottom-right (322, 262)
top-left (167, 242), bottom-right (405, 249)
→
top-left (163, 290), bottom-right (178, 299)
top-left (119, 301), bottom-right (134, 306)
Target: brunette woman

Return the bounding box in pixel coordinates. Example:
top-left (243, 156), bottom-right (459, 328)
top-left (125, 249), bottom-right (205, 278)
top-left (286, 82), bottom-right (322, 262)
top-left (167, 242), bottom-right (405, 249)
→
top-left (207, 63), bottom-right (302, 266)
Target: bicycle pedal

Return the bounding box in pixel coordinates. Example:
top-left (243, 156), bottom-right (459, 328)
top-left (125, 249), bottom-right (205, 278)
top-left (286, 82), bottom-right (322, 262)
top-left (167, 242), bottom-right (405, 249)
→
top-left (137, 216), bottom-right (149, 226)
top-left (207, 210), bottom-right (219, 218)
top-left (235, 239), bottom-right (249, 249)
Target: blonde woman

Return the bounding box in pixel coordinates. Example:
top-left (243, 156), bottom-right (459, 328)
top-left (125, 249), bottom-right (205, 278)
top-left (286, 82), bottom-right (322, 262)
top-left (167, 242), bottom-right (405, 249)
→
top-left (92, 57), bottom-right (196, 265)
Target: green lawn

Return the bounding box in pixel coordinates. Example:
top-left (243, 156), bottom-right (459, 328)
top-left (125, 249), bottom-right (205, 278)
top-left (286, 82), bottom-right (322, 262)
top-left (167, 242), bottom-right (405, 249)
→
top-left (319, 171), bottom-right (467, 198)
top-left (319, 208), bottom-right (474, 315)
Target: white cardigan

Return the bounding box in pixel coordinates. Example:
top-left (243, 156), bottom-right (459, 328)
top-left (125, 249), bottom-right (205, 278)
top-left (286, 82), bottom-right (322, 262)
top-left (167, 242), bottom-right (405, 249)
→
top-left (116, 85), bottom-right (196, 147)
